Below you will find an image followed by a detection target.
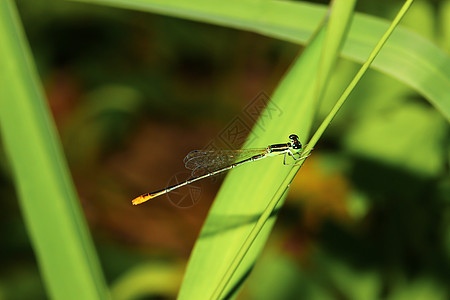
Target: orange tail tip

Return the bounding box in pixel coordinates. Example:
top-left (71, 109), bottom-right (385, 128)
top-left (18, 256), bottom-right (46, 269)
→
top-left (132, 193), bottom-right (152, 205)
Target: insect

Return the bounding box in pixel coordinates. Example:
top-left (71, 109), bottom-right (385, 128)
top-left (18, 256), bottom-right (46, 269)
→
top-left (132, 134), bottom-right (309, 205)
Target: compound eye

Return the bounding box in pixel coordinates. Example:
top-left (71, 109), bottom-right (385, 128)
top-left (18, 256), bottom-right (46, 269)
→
top-left (289, 134), bottom-right (302, 149)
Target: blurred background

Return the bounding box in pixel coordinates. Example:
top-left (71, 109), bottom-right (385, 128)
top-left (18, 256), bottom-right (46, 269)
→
top-left (0, 0), bottom-right (449, 299)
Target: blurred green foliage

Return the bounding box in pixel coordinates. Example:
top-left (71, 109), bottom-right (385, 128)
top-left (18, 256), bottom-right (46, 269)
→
top-left (0, 0), bottom-right (448, 299)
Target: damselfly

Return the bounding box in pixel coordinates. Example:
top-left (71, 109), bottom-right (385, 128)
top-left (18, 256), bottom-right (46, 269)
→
top-left (132, 134), bottom-right (309, 205)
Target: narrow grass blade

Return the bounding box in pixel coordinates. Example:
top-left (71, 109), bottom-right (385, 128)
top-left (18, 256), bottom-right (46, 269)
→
top-left (208, 1), bottom-right (414, 297)
top-left (179, 28), bottom-right (326, 300)
top-left (178, 2), bottom-right (357, 299)
top-left (307, 0), bottom-right (416, 151)
top-left (260, 0), bottom-right (418, 239)
top-left (70, 0), bottom-right (450, 121)
top-left (0, 2), bottom-right (109, 300)
top-left (208, 1), bottom-right (357, 298)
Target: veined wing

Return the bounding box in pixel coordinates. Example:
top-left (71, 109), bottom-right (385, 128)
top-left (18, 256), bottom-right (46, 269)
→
top-left (184, 148), bottom-right (266, 176)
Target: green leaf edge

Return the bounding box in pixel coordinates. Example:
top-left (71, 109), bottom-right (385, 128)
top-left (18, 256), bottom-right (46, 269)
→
top-left (70, 0), bottom-right (450, 121)
top-left (0, 2), bottom-right (109, 300)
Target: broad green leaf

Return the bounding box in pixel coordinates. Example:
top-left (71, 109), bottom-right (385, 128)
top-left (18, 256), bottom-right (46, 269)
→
top-left (181, 27), bottom-right (324, 299)
top-left (0, 2), bottom-right (108, 300)
top-left (179, 0), bottom-right (358, 297)
top-left (184, 0), bottom-right (411, 297)
top-left (71, 0), bottom-right (450, 121)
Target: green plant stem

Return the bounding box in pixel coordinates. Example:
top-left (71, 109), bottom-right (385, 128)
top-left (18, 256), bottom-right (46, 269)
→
top-left (211, 0), bottom-right (414, 298)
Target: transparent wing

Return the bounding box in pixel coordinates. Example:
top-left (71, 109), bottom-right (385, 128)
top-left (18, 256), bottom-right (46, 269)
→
top-left (184, 148), bottom-right (266, 176)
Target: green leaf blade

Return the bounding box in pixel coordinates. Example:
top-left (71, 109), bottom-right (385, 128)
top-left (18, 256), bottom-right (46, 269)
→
top-left (0, 2), bottom-right (109, 300)
top-left (71, 0), bottom-right (450, 121)
top-left (178, 32), bottom-right (325, 298)
top-left (179, 0), bottom-right (357, 296)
